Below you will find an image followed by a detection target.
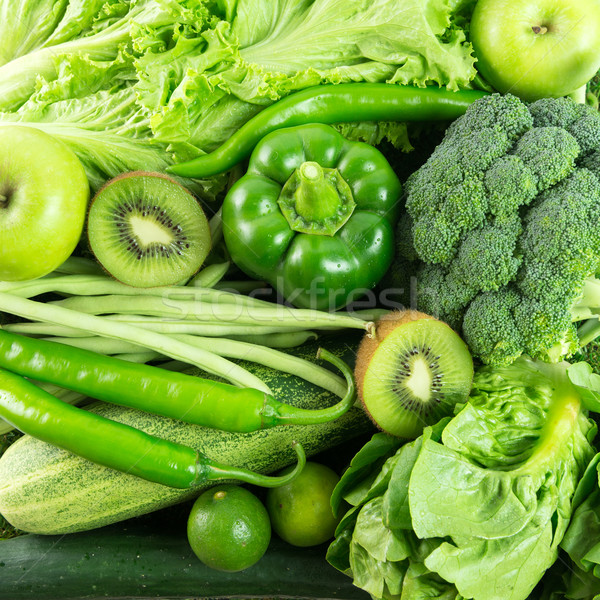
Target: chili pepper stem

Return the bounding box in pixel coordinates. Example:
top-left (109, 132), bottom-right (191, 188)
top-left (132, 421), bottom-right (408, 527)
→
top-left (199, 441), bottom-right (306, 488)
top-left (264, 347), bottom-right (357, 426)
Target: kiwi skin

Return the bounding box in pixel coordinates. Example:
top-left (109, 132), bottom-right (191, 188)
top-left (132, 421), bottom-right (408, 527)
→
top-left (92, 170), bottom-right (179, 194)
top-left (87, 171), bottom-right (211, 288)
top-left (355, 309), bottom-right (474, 439)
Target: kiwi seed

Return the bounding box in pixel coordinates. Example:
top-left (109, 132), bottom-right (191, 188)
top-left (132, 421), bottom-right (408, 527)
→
top-left (87, 171), bottom-right (211, 287)
top-left (355, 310), bottom-right (474, 439)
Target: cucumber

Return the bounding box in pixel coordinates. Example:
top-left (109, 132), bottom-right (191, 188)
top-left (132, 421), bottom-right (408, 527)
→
top-left (0, 340), bottom-right (373, 535)
top-left (0, 513), bottom-right (370, 600)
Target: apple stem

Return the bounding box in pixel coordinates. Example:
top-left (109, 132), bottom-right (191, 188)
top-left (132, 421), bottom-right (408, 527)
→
top-left (532, 25), bottom-right (548, 35)
top-left (0, 194), bottom-right (7, 207)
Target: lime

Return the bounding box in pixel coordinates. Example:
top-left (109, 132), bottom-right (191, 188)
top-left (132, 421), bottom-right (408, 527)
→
top-left (266, 461), bottom-right (341, 547)
top-left (187, 484), bottom-right (271, 572)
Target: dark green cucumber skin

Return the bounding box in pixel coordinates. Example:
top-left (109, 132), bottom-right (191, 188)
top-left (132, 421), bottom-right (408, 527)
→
top-left (0, 517), bottom-right (370, 600)
top-left (0, 339), bottom-right (373, 534)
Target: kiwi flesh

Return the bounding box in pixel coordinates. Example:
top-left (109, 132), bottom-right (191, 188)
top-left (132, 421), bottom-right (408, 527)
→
top-left (355, 310), bottom-right (473, 439)
top-left (87, 172), bottom-right (211, 287)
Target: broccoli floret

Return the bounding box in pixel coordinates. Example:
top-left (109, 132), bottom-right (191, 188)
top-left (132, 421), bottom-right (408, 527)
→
top-left (456, 127), bottom-right (512, 175)
top-left (518, 169), bottom-right (600, 303)
top-left (568, 103), bottom-right (600, 155)
top-left (395, 211), bottom-right (418, 262)
top-left (484, 155), bottom-right (538, 219)
top-left (514, 298), bottom-right (577, 361)
top-left (529, 99), bottom-right (600, 155)
top-left (411, 213), bottom-right (462, 266)
top-left (416, 263), bottom-right (447, 319)
top-left (446, 93), bottom-right (533, 142)
top-left (581, 150), bottom-right (600, 180)
top-left (462, 288), bottom-right (524, 367)
top-left (406, 148), bottom-right (489, 264)
top-left (400, 93), bottom-right (600, 366)
top-left (416, 263), bottom-right (475, 330)
top-left (512, 127), bottom-right (580, 192)
top-left (448, 217), bottom-right (522, 293)
top-left (529, 96), bottom-right (579, 128)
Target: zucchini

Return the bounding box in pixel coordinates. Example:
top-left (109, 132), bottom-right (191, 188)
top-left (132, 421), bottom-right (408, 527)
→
top-left (0, 514), bottom-right (370, 600)
top-left (0, 340), bottom-right (373, 534)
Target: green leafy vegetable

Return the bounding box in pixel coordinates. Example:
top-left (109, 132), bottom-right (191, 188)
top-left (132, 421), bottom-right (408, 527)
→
top-left (328, 357), bottom-right (597, 600)
top-left (0, 0), bottom-right (478, 194)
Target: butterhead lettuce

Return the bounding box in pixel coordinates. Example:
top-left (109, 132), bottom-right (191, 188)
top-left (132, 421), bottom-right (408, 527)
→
top-left (327, 357), bottom-right (597, 600)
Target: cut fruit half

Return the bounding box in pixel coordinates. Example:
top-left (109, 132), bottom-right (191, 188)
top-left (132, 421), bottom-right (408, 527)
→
top-left (355, 310), bottom-right (474, 439)
top-left (87, 172), bottom-right (211, 287)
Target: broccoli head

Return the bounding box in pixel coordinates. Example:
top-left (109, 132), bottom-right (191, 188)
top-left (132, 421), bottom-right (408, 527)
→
top-left (400, 93), bottom-right (600, 366)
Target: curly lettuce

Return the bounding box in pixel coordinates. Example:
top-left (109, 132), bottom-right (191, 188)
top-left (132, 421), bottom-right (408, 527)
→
top-left (0, 0), bottom-right (477, 196)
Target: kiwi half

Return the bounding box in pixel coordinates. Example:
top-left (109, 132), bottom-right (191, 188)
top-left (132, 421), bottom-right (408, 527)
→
top-left (87, 172), bottom-right (211, 287)
top-left (355, 310), bottom-right (473, 439)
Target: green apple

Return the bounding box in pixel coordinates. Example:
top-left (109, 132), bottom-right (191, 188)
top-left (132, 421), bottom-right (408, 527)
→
top-left (470, 0), bottom-right (600, 102)
top-left (0, 126), bottom-right (89, 281)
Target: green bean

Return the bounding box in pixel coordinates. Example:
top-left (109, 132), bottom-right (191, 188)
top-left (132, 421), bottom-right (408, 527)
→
top-left (173, 335), bottom-right (346, 397)
top-left (55, 256), bottom-right (104, 276)
top-left (0, 274), bottom-right (267, 308)
top-left (213, 280), bottom-right (269, 294)
top-left (0, 292), bottom-right (270, 392)
top-left (208, 207), bottom-right (224, 246)
top-left (51, 295), bottom-right (373, 331)
top-left (3, 318), bottom-right (318, 338)
top-left (227, 331), bottom-right (318, 348)
top-left (187, 262), bottom-right (231, 289)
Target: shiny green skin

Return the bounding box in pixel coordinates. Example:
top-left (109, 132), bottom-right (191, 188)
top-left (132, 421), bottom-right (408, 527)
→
top-left (0, 125), bottom-right (89, 281)
top-left (187, 485), bottom-right (271, 572)
top-left (222, 124), bottom-right (401, 310)
top-left (167, 84), bottom-right (489, 179)
top-left (266, 461), bottom-right (341, 547)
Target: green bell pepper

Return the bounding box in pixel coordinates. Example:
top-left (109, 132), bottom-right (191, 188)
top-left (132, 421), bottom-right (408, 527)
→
top-left (222, 124), bottom-right (401, 310)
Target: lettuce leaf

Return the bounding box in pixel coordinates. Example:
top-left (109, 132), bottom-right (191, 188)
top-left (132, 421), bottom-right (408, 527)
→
top-left (0, 0), bottom-right (477, 196)
top-left (327, 357), bottom-right (597, 600)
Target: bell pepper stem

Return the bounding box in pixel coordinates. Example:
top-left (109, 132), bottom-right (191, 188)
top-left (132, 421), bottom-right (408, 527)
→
top-left (294, 162), bottom-right (342, 221)
top-left (278, 162), bottom-right (356, 236)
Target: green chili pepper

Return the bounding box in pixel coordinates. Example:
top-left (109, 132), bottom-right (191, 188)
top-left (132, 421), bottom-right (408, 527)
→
top-left (0, 330), bottom-right (355, 432)
top-left (167, 83), bottom-right (488, 179)
top-left (0, 367), bottom-right (305, 489)
top-left (221, 123), bottom-right (400, 310)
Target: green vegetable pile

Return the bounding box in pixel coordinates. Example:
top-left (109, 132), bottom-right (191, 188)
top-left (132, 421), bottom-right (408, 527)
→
top-left (4, 0), bottom-right (600, 598)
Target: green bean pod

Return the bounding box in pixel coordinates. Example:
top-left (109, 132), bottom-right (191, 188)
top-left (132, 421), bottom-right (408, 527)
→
top-left (167, 83), bottom-right (488, 178)
top-left (0, 367), bottom-right (305, 489)
top-left (0, 330), bottom-right (355, 432)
